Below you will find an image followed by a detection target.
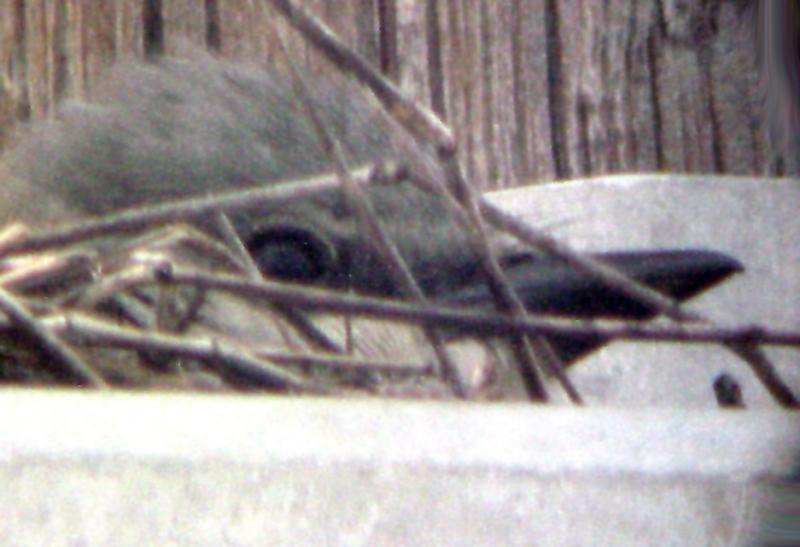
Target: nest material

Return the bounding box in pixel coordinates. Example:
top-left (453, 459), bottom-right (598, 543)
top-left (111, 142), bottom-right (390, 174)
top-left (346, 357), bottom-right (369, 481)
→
top-left (0, 219), bottom-right (505, 399)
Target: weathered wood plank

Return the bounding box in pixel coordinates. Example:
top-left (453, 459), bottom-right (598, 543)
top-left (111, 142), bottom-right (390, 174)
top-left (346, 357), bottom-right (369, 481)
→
top-left (508, 0), bottom-right (555, 184)
top-left (0, 1), bottom-right (782, 182)
top-left (162, 0), bottom-right (208, 52)
top-left (0, 0), bottom-right (26, 147)
top-left (711, 0), bottom-right (767, 175)
top-left (64, 0), bottom-right (116, 100)
top-left (113, 0), bottom-right (146, 60)
top-left (23, 0), bottom-right (48, 118)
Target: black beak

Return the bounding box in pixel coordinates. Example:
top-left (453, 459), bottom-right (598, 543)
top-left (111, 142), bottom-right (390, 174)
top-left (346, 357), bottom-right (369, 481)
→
top-left (442, 249), bottom-right (744, 365)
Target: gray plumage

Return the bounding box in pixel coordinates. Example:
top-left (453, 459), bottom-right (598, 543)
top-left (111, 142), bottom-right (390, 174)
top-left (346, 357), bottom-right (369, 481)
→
top-left (1, 54), bottom-right (743, 379)
top-left (5, 54), bottom-right (479, 298)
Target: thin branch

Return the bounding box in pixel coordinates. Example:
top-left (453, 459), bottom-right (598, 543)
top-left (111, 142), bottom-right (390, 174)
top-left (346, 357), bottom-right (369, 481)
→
top-left (52, 313), bottom-right (428, 378)
top-left (481, 202), bottom-right (695, 320)
top-left (52, 313), bottom-right (319, 391)
top-left (252, 348), bottom-right (431, 376)
top-left (724, 343), bottom-right (798, 408)
top-left (271, 0), bottom-right (786, 403)
top-left (0, 287), bottom-right (107, 387)
top-left (266, 0), bottom-right (570, 402)
top-left (266, 0), bottom-right (453, 148)
top-left (270, 22), bottom-right (467, 397)
top-left (113, 266), bottom-right (800, 348)
top-left (264, 0), bottom-right (796, 407)
top-left (0, 166), bottom-right (383, 258)
top-left (480, 200), bottom-right (798, 407)
top-left (212, 212), bottom-right (343, 353)
top-left (0, 250), bottom-right (94, 292)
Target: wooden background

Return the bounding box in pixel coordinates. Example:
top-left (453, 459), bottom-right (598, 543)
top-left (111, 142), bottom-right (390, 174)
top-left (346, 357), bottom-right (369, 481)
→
top-left (0, 0), bottom-right (785, 191)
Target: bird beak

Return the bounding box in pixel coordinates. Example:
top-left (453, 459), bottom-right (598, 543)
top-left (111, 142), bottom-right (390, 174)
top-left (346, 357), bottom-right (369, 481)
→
top-left (439, 248), bottom-right (744, 364)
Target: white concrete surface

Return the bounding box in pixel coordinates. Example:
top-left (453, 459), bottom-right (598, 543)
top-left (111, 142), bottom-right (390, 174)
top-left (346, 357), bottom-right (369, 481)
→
top-left (0, 389), bottom-right (798, 546)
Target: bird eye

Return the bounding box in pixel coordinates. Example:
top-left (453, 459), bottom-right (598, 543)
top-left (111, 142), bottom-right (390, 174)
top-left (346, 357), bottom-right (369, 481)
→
top-left (246, 226), bottom-right (336, 284)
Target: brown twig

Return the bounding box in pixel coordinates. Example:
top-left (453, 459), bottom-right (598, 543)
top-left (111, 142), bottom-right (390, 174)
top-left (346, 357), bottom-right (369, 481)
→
top-left (0, 250), bottom-right (94, 292)
top-left (52, 313), bottom-right (318, 391)
top-left (266, 0), bottom-right (574, 403)
top-left (270, 22), bottom-right (467, 397)
top-left (252, 348), bottom-right (431, 376)
top-left (0, 287), bottom-right (106, 387)
top-left (265, 0), bottom-right (793, 406)
top-left (212, 212), bottom-right (343, 354)
top-left (104, 266), bottom-right (800, 348)
top-left (0, 166), bottom-right (382, 258)
top-left (480, 201), bottom-right (799, 407)
top-left (50, 312), bottom-right (429, 387)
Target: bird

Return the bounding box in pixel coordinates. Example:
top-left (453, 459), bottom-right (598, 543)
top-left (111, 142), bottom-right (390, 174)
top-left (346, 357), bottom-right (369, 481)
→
top-left (1, 53), bottom-right (743, 374)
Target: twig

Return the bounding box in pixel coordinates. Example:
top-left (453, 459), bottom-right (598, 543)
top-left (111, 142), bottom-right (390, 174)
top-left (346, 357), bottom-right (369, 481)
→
top-left (52, 313), bottom-right (318, 391)
top-left (254, 348), bottom-right (430, 375)
top-left (725, 343), bottom-right (797, 408)
top-left (212, 212), bottom-right (343, 353)
top-left (266, 0), bottom-right (571, 403)
top-left (266, 0), bottom-right (798, 407)
top-left (122, 267), bottom-right (800, 348)
top-left (270, 23), bottom-right (467, 397)
top-left (480, 201), bottom-right (799, 407)
top-left (0, 167), bottom-right (381, 258)
top-left (39, 312), bottom-right (429, 377)
top-left (482, 203), bottom-right (694, 320)
top-left (0, 250), bottom-right (94, 292)
top-left (266, 0), bottom-right (452, 147)
top-left (0, 287), bottom-right (106, 387)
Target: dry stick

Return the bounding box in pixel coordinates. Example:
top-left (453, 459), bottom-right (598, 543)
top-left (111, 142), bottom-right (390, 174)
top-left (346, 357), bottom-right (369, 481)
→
top-left (271, 28), bottom-right (467, 397)
top-left (121, 230), bottom-right (251, 334)
top-left (135, 268), bottom-right (800, 347)
top-left (252, 349), bottom-right (431, 376)
top-left (47, 313), bottom-right (430, 377)
top-left (87, 227), bottom-right (342, 358)
top-left (440, 158), bottom-right (579, 403)
top-left (725, 344), bottom-right (796, 407)
top-left (0, 167), bottom-right (378, 258)
top-left (212, 213), bottom-right (297, 348)
top-left (212, 213), bottom-right (343, 354)
top-left (265, 0), bottom-right (795, 407)
top-left (266, 0), bottom-right (449, 147)
top-left (0, 287), bottom-right (107, 387)
top-left (266, 0), bottom-right (576, 403)
top-left (3, 264), bottom-right (800, 377)
top-left (0, 223), bottom-right (30, 255)
top-left (109, 223), bottom-right (247, 273)
top-left (0, 250), bottom-right (94, 294)
top-left (481, 202), bottom-right (799, 408)
top-left (482, 204), bottom-right (698, 321)
top-left (364, 98), bottom-right (577, 400)
top-left (80, 263), bottom-right (164, 308)
top-left (212, 215), bottom-right (264, 280)
top-left (102, 293), bottom-right (160, 330)
top-left (52, 313), bottom-right (318, 391)
top-left (383, 124), bottom-right (580, 401)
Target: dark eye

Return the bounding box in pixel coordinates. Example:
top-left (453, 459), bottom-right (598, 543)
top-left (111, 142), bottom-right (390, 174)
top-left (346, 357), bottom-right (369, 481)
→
top-left (246, 226), bottom-right (336, 284)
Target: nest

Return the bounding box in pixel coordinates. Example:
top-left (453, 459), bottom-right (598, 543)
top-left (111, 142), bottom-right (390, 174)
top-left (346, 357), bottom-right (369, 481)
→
top-left (0, 0), bottom-right (796, 407)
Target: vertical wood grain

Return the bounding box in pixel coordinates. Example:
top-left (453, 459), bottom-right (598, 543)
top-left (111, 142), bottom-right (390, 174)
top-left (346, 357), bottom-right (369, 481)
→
top-left (0, 0), bottom-right (777, 181)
